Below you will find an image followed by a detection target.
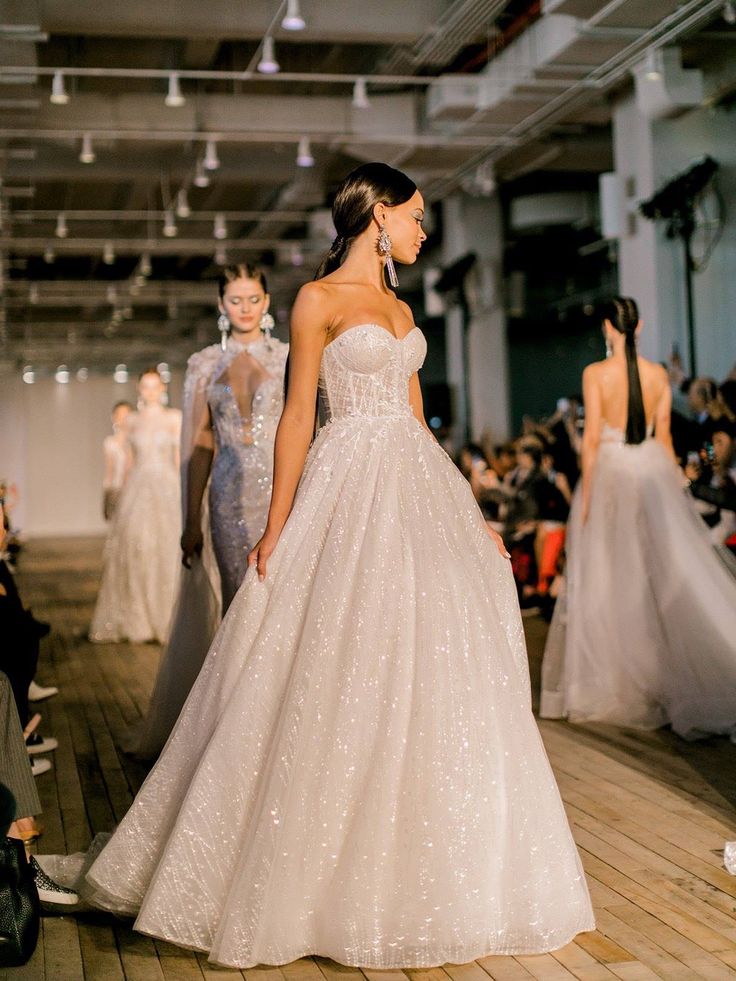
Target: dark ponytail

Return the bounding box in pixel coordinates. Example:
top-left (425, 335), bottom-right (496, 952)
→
top-left (314, 162), bottom-right (417, 280)
top-left (600, 296), bottom-right (646, 445)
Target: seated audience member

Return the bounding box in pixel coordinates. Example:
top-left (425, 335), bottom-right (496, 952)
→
top-left (686, 419), bottom-right (736, 555)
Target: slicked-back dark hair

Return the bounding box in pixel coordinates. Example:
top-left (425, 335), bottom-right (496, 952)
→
top-left (218, 263), bottom-right (268, 299)
top-left (599, 296), bottom-right (645, 444)
top-left (315, 162), bottom-right (417, 279)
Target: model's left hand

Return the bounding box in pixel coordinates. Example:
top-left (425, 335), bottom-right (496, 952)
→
top-left (486, 526), bottom-right (511, 559)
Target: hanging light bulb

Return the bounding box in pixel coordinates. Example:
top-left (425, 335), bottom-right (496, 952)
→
top-left (22, 365), bottom-right (35, 384)
top-left (352, 77), bottom-right (371, 110)
top-left (724, 0), bottom-right (736, 24)
top-left (113, 363), bottom-right (129, 383)
top-left (203, 139), bottom-right (220, 171)
top-left (175, 188), bottom-right (190, 217)
top-left (79, 133), bottom-right (96, 164)
top-left (28, 284), bottom-right (40, 304)
top-left (50, 70), bottom-right (69, 105)
top-left (165, 72), bottom-right (185, 107)
top-left (103, 240), bottom-right (115, 265)
top-left (55, 212), bottom-right (68, 238)
top-left (162, 209), bottom-right (177, 237)
top-left (296, 136), bottom-right (314, 167)
top-left (193, 159), bottom-right (210, 188)
top-left (213, 212), bottom-right (227, 240)
top-left (55, 364), bottom-right (71, 384)
top-left (43, 245), bottom-right (55, 263)
top-left (215, 245), bottom-right (227, 266)
top-left (643, 49), bottom-right (662, 81)
top-left (290, 243), bottom-right (305, 267)
top-left (258, 36), bottom-right (280, 74)
top-left (139, 252), bottom-right (152, 276)
top-left (76, 367), bottom-right (89, 382)
top-left (282, 0), bottom-right (306, 30)
top-left (106, 285), bottom-right (118, 305)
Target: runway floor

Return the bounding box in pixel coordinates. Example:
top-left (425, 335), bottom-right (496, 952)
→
top-left (6, 537), bottom-right (736, 981)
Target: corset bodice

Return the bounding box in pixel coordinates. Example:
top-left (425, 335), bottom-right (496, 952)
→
top-left (318, 324), bottom-right (426, 422)
top-left (208, 376), bottom-right (283, 450)
top-left (129, 416), bottom-right (178, 471)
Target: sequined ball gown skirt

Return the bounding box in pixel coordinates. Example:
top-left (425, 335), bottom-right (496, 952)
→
top-left (86, 325), bottom-right (594, 967)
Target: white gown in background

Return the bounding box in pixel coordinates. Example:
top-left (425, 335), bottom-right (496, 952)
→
top-left (90, 409), bottom-right (182, 644)
top-left (86, 324), bottom-right (593, 968)
top-left (541, 422), bottom-right (736, 739)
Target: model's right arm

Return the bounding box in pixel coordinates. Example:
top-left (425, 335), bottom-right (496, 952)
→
top-left (249, 282), bottom-right (329, 580)
top-left (580, 365), bottom-right (601, 524)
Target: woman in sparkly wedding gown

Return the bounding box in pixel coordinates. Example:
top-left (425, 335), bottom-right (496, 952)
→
top-left (541, 298), bottom-right (736, 739)
top-left (130, 265), bottom-right (288, 757)
top-left (90, 370), bottom-right (181, 644)
top-left (84, 164), bottom-right (593, 967)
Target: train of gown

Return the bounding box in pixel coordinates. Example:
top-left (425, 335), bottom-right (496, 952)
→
top-left (90, 415), bottom-right (181, 644)
top-left (541, 424), bottom-right (736, 738)
top-left (83, 324), bottom-right (593, 968)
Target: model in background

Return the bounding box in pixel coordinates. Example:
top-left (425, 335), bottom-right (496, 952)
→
top-left (90, 369), bottom-right (181, 645)
top-left (102, 401), bottom-right (134, 520)
top-left (85, 163), bottom-right (593, 968)
top-left (541, 297), bottom-right (736, 739)
top-left (130, 265), bottom-right (288, 757)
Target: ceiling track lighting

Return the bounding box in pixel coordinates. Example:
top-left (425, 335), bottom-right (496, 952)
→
top-left (50, 70), bottom-right (68, 105)
top-left (22, 365), bottom-right (35, 384)
top-left (258, 35), bottom-right (280, 74)
top-left (282, 0), bottom-right (306, 30)
top-left (43, 245), bottom-right (55, 263)
top-left (213, 212), bottom-right (227, 240)
top-left (176, 188), bottom-right (191, 217)
top-left (203, 139), bottom-right (220, 171)
top-left (193, 159), bottom-right (210, 188)
top-left (352, 77), bottom-right (371, 110)
top-left (296, 136), bottom-right (314, 167)
top-left (139, 252), bottom-right (152, 276)
top-left (162, 209), bottom-right (178, 237)
top-left (55, 212), bottom-right (68, 238)
top-left (79, 132), bottom-right (96, 164)
top-left (165, 72), bottom-right (185, 107)
top-left (55, 364), bottom-right (70, 384)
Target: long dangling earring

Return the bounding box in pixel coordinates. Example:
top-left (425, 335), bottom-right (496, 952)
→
top-left (377, 225), bottom-right (399, 289)
top-left (259, 311), bottom-right (275, 343)
top-left (217, 312), bottom-right (230, 351)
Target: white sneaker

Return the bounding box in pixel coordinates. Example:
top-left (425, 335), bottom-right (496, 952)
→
top-left (26, 733), bottom-right (58, 756)
top-left (31, 757), bottom-right (52, 777)
top-left (28, 681), bottom-right (59, 702)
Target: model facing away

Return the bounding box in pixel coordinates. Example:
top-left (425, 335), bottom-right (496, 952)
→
top-left (84, 163), bottom-right (594, 968)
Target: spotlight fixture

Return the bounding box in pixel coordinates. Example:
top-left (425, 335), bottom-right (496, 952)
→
top-left (113, 363), bottom-right (129, 383)
top-left (139, 252), bottom-right (152, 276)
top-left (193, 159), bottom-right (210, 188)
top-left (55, 364), bottom-right (71, 384)
top-left (215, 245), bottom-right (227, 266)
top-left (162, 209), bottom-right (178, 237)
top-left (352, 77), bottom-right (371, 110)
top-left (175, 188), bottom-right (190, 217)
top-left (204, 139), bottom-right (220, 171)
top-left (76, 367), bottom-right (89, 382)
top-left (106, 285), bottom-right (118, 305)
top-left (296, 136), bottom-right (314, 167)
top-left (165, 72), bottom-right (185, 107)
top-left (28, 284), bottom-right (39, 304)
top-left (282, 0), bottom-right (306, 30)
top-left (79, 133), bottom-right (96, 164)
top-left (55, 213), bottom-right (68, 238)
top-left (22, 365), bottom-right (35, 384)
top-left (50, 70), bottom-right (69, 105)
top-left (724, 0), bottom-right (736, 24)
top-left (213, 212), bottom-right (227, 240)
top-left (43, 245), bottom-right (55, 263)
top-left (643, 49), bottom-right (662, 81)
top-left (103, 241), bottom-right (115, 265)
top-left (258, 35), bottom-right (280, 74)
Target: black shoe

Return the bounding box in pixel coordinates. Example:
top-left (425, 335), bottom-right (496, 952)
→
top-left (29, 857), bottom-right (79, 905)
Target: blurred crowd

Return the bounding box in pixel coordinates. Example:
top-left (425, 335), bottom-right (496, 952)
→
top-left (457, 358), bottom-right (736, 616)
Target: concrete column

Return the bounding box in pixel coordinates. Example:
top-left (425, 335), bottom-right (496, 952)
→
top-left (613, 92), bottom-right (736, 379)
top-left (441, 191), bottom-right (510, 448)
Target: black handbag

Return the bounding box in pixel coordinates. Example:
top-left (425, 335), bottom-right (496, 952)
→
top-left (0, 836), bottom-right (40, 967)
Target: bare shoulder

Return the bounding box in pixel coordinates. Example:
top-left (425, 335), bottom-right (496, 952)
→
top-left (167, 407), bottom-right (182, 424)
top-left (583, 360), bottom-right (603, 381)
top-left (396, 298), bottom-right (416, 323)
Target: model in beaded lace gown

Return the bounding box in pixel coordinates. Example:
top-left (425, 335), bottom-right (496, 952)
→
top-left (90, 372), bottom-right (181, 645)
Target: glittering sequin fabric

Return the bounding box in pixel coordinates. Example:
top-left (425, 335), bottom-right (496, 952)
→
top-left (90, 412), bottom-right (181, 643)
top-left (86, 324), bottom-right (594, 967)
top-left (208, 348), bottom-right (285, 610)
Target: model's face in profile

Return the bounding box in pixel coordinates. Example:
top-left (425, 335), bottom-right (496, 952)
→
top-left (385, 190), bottom-right (427, 264)
top-left (138, 372), bottom-right (165, 405)
top-left (220, 277), bottom-right (269, 334)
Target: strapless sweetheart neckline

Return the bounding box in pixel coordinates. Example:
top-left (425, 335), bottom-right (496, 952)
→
top-left (325, 323), bottom-right (419, 351)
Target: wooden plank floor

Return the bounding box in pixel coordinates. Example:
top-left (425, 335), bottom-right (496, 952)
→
top-left (6, 537), bottom-right (736, 981)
